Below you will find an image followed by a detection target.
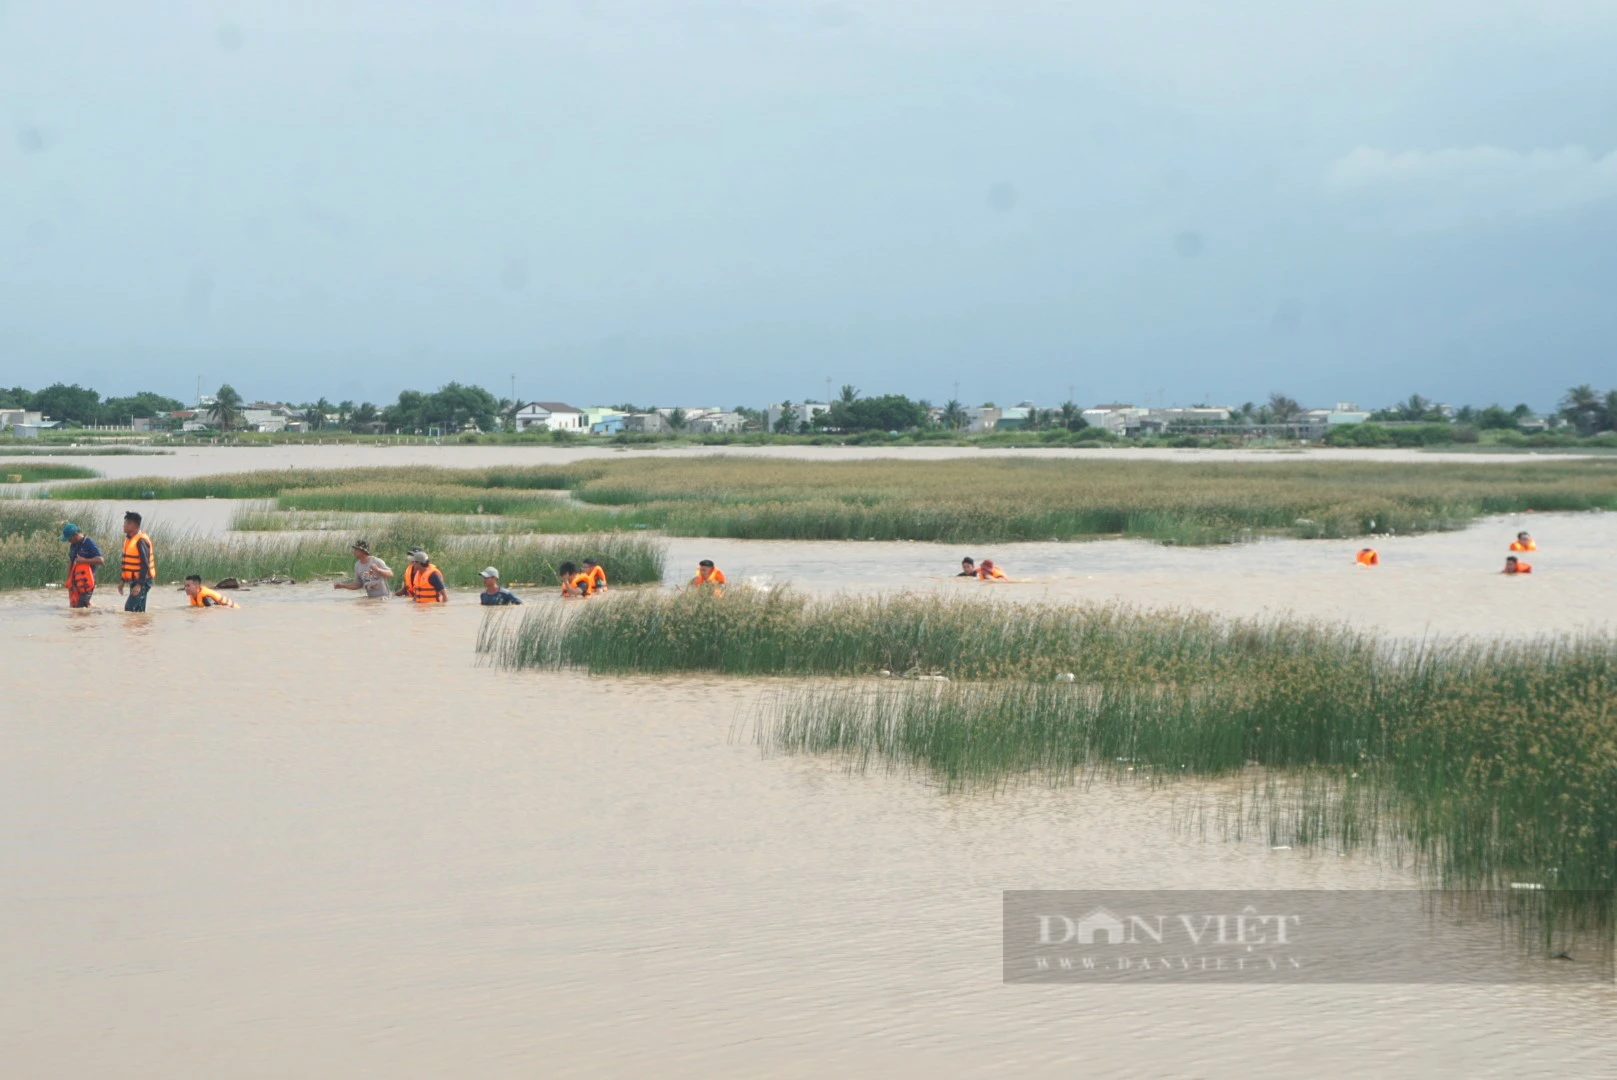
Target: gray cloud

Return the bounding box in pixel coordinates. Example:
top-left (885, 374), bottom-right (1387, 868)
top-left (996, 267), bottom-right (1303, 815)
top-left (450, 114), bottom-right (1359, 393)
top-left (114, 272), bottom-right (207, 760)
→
top-left (1327, 145), bottom-right (1617, 222)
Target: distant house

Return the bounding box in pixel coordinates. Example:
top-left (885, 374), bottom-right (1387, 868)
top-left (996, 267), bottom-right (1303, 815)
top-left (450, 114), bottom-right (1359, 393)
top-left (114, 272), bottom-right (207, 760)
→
top-left (1082, 405), bottom-right (1146, 434)
top-left (965, 406), bottom-right (1001, 433)
top-left (583, 407), bottom-right (628, 435)
top-left (0, 409), bottom-right (44, 430)
top-left (766, 402), bottom-right (830, 433)
top-left (623, 412), bottom-right (670, 434)
top-left (513, 402), bottom-right (587, 433)
top-left (690, 411), bottom-right (747, 434)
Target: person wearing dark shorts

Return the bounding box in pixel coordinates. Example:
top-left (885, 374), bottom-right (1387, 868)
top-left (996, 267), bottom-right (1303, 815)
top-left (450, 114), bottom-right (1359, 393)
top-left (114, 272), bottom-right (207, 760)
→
top-left (61, 523), bottom-right (103, 608)
top-left (118, 511), bottom-right (156, 613)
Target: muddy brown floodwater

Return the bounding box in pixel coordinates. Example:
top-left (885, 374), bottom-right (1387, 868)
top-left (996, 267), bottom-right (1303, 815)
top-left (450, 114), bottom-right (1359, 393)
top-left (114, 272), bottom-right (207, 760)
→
top-left (3, 590), bottom-right (1615, 1077)
top-left (4, 449), bottom-right (1616, 1075)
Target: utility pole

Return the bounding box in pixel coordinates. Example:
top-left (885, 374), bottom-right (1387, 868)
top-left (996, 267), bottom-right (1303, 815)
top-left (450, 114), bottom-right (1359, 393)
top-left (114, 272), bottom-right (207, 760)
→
top-left (510, 373), bottom-right (516, 403)
top-left (953, 379), bottom-right (960, 404)
top-left (825, 376), bottom-right (831, 404)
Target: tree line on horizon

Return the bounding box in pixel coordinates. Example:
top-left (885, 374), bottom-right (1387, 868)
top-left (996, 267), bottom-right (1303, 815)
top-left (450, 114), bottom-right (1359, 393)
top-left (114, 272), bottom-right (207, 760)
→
top-left (5, 381), bottom-right (1617, 437)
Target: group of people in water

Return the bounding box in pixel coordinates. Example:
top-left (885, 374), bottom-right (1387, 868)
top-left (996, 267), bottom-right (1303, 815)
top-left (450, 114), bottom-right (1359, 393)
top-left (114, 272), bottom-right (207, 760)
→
top-left (1355, 530), bottom-right (1538, 574)
top-left (60, 510), bottom-right (1547, 613)
top-left (957, 556), bottom-right (1008, 580)
top-left (58, 512), bottom-right (729, 610)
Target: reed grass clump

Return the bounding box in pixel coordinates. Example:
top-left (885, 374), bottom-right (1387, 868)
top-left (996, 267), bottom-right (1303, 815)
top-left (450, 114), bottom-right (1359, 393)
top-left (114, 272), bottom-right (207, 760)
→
top-left (43, 457), bottom-right (1617, 544)
top-left (478, 589), bottom-right (1379, 680)
top-left (0, 464), bottom-right (99, 483)
top-left (479, 590), bottom-right (1617, 901)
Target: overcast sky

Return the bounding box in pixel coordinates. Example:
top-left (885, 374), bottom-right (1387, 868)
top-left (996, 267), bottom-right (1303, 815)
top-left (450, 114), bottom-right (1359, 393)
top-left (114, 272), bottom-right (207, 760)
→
top-left (5, 0), bottom-right (1617, 410)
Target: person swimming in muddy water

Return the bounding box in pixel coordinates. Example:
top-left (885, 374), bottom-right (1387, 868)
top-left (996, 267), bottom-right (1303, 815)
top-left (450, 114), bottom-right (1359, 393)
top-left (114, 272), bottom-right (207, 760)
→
top-left (1511, 531), bottom-right (1537, 552)
top-left (558, 561), bottom-right (595, 598)
top-left (1503, 555), bottom-right (1533, 574)
top-left (976, 559), bottom-right (1008, 581)
top-left (582, 558), bottom-right (608, 592)
top-left (690, 560), bottom-right (726, 593)
top-left (958, 557), bottom-right (978, 577)
top-left (184, 575), bottom-right (240, 608)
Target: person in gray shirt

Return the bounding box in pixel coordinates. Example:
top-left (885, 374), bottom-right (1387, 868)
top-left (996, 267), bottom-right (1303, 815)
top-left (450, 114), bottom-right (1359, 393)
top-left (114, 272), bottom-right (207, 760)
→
top-left (332, 539), bottom-right (394, 598)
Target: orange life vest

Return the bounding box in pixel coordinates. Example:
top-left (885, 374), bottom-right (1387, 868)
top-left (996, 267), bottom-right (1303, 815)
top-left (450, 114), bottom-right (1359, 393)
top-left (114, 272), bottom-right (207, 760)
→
top-left (691, 567), bottom-right (726, 587)
top-left (67, 561), bottom-right (96, 601)
top-left (121, 532), bottom-right (155, 581)
top-left (562, 573), bottom-right (594, 597)
top-left (1356, 549), bottom-right (1379, 566)
top-left (1510, 540), bottom-right (1536, 552)
top-left (1506, 561), bottom-right (1532, 574)
top-left (404, 562), bottom-right (446, 603)
top-left (586, 565), bottom-right (607, 588)
top-left (977, 564), bottom-right (1006, 580)
top-left (188, 586), bottom-right (238, 608)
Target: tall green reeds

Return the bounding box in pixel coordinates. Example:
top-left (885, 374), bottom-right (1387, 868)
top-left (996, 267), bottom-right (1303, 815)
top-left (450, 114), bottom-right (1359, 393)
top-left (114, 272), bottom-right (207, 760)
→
top-left (41, 457), bottom-right (1617, 544)
top-left (477, 589), bottom-right (1380, 680)
top-left (478, 591), bottom-right (1617, 902)
top-left (0, 464), bottom-right (99, 482)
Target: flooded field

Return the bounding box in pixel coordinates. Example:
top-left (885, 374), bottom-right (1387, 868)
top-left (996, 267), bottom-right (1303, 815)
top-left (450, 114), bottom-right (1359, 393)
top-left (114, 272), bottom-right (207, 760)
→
top-left (19, 493), bottom-right (1617, 638)
top-left (4, 449), bottom-right (1615, 1076)
top-left (2, 591), bottom-right (1614, 1077)
top-left (3, 442), bottom-right (1602, 483)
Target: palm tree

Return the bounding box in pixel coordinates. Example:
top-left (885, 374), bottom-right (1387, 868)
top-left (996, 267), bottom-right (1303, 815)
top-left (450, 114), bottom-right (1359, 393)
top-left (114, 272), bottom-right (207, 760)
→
top-left (839, 384), bottom-right (861, 405)
top-left (668, 408), bottom-right (688, 431)
top-left (1267, 392), bottom-right (1302, 423)
top-left (305, 397), bottom-right (334, 431)
top-left (1560, 384), bottom-right (1602, 433)
top-left (336, 400), bottom-right (354, 427)
top-left (1399, 394), bottom-right (1431, 422)
top-left (350, 402), bottom-right (379, 431)
top-left (1059, 401), bottom-right (1086, 431)
top-left (941, 399), bottom-right (967, 431)
top-left (209, 384), bottom-right (243, 431)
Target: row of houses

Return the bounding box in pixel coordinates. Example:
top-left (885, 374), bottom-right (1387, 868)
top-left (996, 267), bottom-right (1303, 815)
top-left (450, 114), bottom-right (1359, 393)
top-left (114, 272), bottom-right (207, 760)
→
top-left (512, 403), bottom-right (748, 435)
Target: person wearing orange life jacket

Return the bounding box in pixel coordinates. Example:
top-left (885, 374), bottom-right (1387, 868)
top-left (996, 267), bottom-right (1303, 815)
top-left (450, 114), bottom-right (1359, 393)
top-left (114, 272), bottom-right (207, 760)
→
top-left (1503, 556), bottom-right (1532, 575)
top-left (690, 560), bottom-right (726, 593)
top-left (60, 522), bottom-right (103, 608)
top-left (582, 558), bottom-right (608, 592)
top-left (395, 548), bottom-right (448, 603)
top-left (1355, 548), bottom-right (1379, 567)
top-left (184, 575), bottom-right (239, 608)
top-left (117, 511), bottom-right (156, 613)
top-left (558, 561), bottom-right (594, 598)
top-left (976, 559), bottom-right (1007, 581)
top-left (1510, 531), bottom-right (1536, 552)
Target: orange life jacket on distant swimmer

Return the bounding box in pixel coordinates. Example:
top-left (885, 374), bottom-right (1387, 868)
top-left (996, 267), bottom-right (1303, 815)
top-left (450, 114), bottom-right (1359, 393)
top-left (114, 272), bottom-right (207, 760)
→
top-left (1506, 561), bottom-right (1532, 574)
top-left (1356, 549), bottom-right (1379, 566)
top-left (586, 565), bottom-right (607, 589)
top-left (66, 561), bottom-right (96, 598)
top-left (121, 532), bottom-right (155, 581)
top-left (1510, 540), bottom-right (1536, 552)
top-left (563, 573), bottom-right (594, 597)
top-left (977, 564), bottom-right (1006, 580)
top-left (188, 586), bottom-right (238, 608)
top-left (404, 562), bottom-right (446, 603)
top-left (691, 567), bottom-right (726, 588)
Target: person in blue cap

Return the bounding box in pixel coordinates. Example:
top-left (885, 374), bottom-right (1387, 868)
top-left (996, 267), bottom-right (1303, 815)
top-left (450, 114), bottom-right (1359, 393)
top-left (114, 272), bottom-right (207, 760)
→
top-left (60, 522), bottom-right (103, 608)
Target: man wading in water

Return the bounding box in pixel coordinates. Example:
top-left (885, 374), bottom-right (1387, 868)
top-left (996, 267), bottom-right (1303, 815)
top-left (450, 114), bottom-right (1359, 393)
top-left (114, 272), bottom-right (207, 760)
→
top-left (118, 511), bottom-right (156, 613)
top-left (61, 522), bottom-right (103, 607)
top-left (332, 540), bottom-right (394, 599)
